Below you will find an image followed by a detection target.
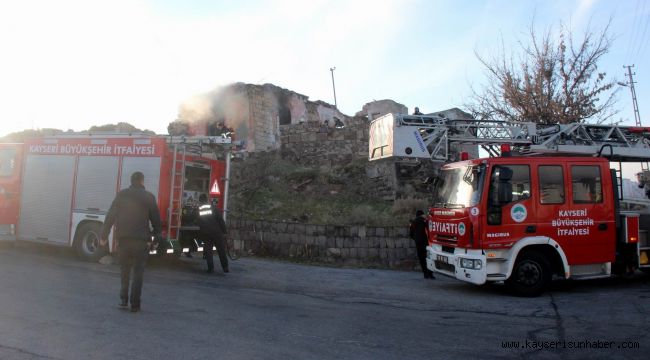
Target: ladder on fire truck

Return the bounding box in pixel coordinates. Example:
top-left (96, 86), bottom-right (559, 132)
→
top-left (165, 135), bottom-right (233, 245)
top-left (166, 143), bottom-right (187, 247)
top-left (383, 114), bottom-right (650, 161)
top-left (369, 113), bottom-right (650, 204)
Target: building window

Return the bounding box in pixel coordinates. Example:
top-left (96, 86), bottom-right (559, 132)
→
top-left (571, 165), bottom-right (603, 203)
top-left (539, 165), bottom-right (565, 204)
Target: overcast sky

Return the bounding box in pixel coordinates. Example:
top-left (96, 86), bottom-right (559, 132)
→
top-left (0, 0), bottom-right (648, 136)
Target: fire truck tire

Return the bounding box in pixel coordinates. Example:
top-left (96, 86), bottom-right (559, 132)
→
top-left (74, 222), bottom-right (106, 262)
top-left (505, 251), bottom-right (551, 297)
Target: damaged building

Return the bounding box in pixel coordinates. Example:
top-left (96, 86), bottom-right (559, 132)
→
top-left (168, 82), bottom-right (476, 200)
top-left (169, 83), bottom-right (352, 152)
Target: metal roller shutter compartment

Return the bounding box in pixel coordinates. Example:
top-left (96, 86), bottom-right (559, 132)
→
top-left (19, 155), bottom-right (75, 243)
top-left (74, 156), bottom-right (119, 212)
top-left (119, 157), bottom-right (162, 198)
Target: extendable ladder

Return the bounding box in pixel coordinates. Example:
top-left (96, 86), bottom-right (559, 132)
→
top-left (166, 144), bottom-right (187, 245)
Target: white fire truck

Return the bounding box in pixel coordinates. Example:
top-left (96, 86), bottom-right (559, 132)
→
top-left (0, 133), bottom-right (234, 261)
top-left (370, 113), bottom-right (650, 296)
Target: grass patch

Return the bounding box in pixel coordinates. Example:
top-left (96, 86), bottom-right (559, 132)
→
top-left (229, 153), bottom-right (408, 226)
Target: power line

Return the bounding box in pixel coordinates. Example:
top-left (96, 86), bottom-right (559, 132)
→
top-left (626, 0), bottom-right (643, 60)
top-left (634, 6), bottom-right (650, 60)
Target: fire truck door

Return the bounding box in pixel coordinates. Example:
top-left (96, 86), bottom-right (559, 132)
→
top-left (0, 144), bottom-right (22, 239)
top-left (485, 164), bottom-right (536, 247)
top-left (563, 163), bottom-right (615, 264)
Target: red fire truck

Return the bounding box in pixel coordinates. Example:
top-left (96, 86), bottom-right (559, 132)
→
top-left (0, 133), bottom-right (233, 261)
top-left (369, 114), bottom-right (650, 296)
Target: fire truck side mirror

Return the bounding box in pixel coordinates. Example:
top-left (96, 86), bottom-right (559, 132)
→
top-left (498, 167), bottom-right (513, 181)
top-left (498, 182), bottom-right (513, 204)
top-left (493, 166), bottom-right (513, 205)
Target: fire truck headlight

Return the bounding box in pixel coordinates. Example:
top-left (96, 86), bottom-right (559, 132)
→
top-left (474, 259), bottom-right (482, 270)
top-left (460, 258), bottom-right (483, 270)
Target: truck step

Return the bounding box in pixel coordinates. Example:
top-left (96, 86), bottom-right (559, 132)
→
top-left (571, 274), bottom-right (611, 280)
top-left (571, 263), bottom-right (610, 277)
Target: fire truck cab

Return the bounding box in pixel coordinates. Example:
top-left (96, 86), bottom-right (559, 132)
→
top-left (426, 154), bottom-right (650, 296)
top-left (0, 134), bottom-right (231, 262)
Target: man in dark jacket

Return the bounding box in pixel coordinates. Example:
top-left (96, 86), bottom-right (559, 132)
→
top-left (100, 171), bottom-right (162, 312)
top-left (196, 194), bottom-right (228, 273)
top-left (410, 210), bottom-right (434, 279)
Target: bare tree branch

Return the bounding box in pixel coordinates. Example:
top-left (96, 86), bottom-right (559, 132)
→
top-left (466, 19), bottom-right (619, 124)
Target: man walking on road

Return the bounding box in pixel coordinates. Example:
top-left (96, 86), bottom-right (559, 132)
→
top-left (410, 210), bottom-right (434, 279)
top-left (196, 194), bottom-right (229, 274)
top-left (100, 171), bottom-right (162, 312)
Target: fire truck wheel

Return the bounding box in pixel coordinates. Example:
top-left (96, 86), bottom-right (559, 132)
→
top-left (74, 222), bottom-right (106, 262)
top-left (505, 252), bottom-right (551, 297)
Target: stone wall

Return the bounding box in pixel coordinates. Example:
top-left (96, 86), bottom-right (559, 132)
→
top-left (227, 218), bottom-right (418, 269)
top-left (247, 84), bottom-right (280, 152)
top-left (357, 100), bottom-right (408, 121)
top-left (279, 117), bottom-right (369, 168)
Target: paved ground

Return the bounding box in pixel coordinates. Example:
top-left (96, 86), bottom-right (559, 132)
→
top-left (0, 242), bottom-right (648, 360)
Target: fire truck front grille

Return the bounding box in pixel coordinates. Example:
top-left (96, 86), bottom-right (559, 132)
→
top-left (435, 260), bottom-right (455, 273)
top-left (441, 246), bottom-right (455, 254)
top-left (435, 234), bottom-right (457, 244)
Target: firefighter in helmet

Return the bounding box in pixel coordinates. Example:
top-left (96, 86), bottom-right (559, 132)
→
top-left (196, 194), bottom-right (229, 273)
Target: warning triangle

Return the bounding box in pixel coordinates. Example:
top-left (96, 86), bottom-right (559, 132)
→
top-left (210, 180), bottom-right (221, 195)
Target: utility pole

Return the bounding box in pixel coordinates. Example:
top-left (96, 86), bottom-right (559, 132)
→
top-left (330, 67), bottom-right (337, 109)
top-left (624, 65), bottom-right (643, 127)
top-left (624, 65), bottom-right (647, 171)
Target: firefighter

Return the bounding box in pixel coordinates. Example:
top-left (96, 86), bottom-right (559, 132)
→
top-left (196, 194), bottom-right (229, 273)
top-left (100, 171), bottom-right (162, 312)
top-left (413, 107), bottom-right (423, 115)
top-left (410, 210), bottom-right (434, 279)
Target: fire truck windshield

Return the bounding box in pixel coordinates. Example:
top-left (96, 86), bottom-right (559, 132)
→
top-left (432, 164), bottom-right (485, 208)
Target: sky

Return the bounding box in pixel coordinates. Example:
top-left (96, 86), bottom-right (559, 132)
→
top-left (0, 0), bottom-right (648, 137)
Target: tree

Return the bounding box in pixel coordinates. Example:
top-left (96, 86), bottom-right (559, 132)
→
top-left (86, 122), bottom-right (155, 135)
top-left (0, 123), bottom-right (154, 142)
top-left (467, 21), bottom-right (618, 124)
top-left (0, 128), bottom-right (64, 143)
top-left (167, 120), bottom-right (189, 136)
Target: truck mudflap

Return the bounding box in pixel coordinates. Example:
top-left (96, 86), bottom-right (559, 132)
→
top-left (426, 244), bottom-right (487, 285)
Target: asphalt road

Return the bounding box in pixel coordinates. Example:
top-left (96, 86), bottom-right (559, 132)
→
top-left (0, 243), bottom-right (648, 360)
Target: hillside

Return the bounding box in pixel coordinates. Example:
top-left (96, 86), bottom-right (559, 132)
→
top-left (227, 151), bottom-right (430, 226)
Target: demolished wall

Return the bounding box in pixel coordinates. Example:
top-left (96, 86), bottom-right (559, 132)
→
top-left (279, 117), bottom-right (368, 167)
top-left (172, 83), bottom-right (350, 152)
top-left (357, 100), bottom-right (408, 121)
